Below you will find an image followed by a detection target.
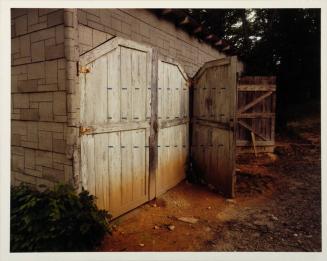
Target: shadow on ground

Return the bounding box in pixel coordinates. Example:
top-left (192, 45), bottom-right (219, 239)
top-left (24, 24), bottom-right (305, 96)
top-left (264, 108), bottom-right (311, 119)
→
top-left (99, 116), bottom-right (321, 252)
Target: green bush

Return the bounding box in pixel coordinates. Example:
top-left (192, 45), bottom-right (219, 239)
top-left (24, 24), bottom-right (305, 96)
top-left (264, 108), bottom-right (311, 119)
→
top-left (10, 184), bottom-right (112, 252)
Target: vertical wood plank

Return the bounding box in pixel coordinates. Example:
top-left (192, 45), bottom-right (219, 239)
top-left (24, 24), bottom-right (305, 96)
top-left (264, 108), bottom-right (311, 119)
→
top-left (94, 133), bottom-right (109, 209)
top-left (107, 48), bottom-right (120, 123)
top-left (121, 130), bottom-right (133, 204)
top-left (120, 47), bottom-right (132, 122)
top-left (149, 49), bottom-right (158, 200)
top-left (108, 131), bottom-right (122, 215)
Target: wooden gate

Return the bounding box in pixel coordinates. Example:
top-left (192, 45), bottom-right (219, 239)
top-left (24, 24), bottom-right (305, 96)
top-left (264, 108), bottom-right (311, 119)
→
top-left (79, 38), bottom-right (152, 217)
top-left (191, 57), bottom-right (237, 198)
top-left (236, 76), bottom-right (276, 154)
top-left (156, 57), bottom-right (189, 196)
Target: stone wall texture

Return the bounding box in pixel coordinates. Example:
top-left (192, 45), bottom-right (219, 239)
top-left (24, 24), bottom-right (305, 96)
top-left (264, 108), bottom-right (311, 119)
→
top-left (11, 8), bottom-right (227, 189)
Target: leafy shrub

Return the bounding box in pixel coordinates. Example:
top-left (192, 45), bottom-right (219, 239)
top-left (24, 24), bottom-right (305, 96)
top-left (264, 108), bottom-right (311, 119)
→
top-left (10, 184), bottom-right (112, 252)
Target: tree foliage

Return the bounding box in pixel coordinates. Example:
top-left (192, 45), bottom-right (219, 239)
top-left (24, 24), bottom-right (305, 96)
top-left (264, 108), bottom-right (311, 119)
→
top-left (187, 9), bottom-right (320, 127)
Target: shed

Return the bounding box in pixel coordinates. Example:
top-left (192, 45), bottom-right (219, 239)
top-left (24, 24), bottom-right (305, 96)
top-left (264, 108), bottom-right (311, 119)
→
top-left (11, 8), bottom-right (275, 218)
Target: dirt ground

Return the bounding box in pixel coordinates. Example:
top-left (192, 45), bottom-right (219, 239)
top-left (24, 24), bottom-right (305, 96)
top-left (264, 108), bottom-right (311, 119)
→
top-left (99, 116), bottom-right (321, 252)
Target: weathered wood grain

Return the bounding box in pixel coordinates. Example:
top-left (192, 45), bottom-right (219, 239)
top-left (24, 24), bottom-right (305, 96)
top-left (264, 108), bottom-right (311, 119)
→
top-left (192, 56), bottom-right (237, 198)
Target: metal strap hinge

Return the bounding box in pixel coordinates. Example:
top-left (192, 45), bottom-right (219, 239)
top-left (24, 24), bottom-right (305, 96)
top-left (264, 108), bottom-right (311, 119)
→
top-left (79, 126), bottom-right (92, 136)
top-left (79, 66), bottom-right (90, 74)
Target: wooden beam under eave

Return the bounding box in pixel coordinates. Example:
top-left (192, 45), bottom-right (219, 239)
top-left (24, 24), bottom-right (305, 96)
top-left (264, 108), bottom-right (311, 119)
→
top-left (214, 39), bottom-right (223, 46)
top-left (161, 9), bottom-right (173, 15)
top-left (193, 26), bottom-right (203, 34)
top-left (179, 16), bottom-right (191, 25)
top-left (205, 34), bottom-right (214, 40)
top-left (222, 45), bottom-right (230, 51)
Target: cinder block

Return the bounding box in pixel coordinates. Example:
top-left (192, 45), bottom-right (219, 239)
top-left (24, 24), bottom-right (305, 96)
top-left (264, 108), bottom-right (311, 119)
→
top-left (77, 10), bottom-right (87, 25)
top-left (54, 115), bottom-right (67, 122)
top-left (53, 92), bottom-right (66, 116)
top-left (64, 10), bottom-right (73, 26)
top-left (92, 29), bottom-right (107, 47)
top-left (47, 10), bottom-right (64, 27)
top-left (39, 102), bottom-right (53, 121)
top-left (12, 120), bottom-right (27, 135)
top-left (53, 152), bottom-right (72, 165)
top-left (53, 132), bottom-right (63, 139)
top-left (66, 61), bottom-right (76, 80)
top-left (45, 38), bottom-right (56, 47)
top-left (27, 122), bottom-right (38, 142)
top-left (12, 146), bottom-right (24, 155)
top-left (45, 44), bottom-right (64, 60)
top-left (39, 131), bottom-right (53, 151)
top-left (139, 23), bottom-right (150, 38)
top-left (29, 102), bottom-right (38, 109)
top-left (17, 79), bottom-right (38, 92)
top-left (12, 154), bottom-right (24, 171)
top-left (53, 139), bottom-right (66, 153)
top-left (12, 38), bottom-right (20, 54)
top-left (13, 57), bottom-right (31, 65)
top-left (21, 109), bottom-right (39, 121)
top-left (24, 148), bottom-right (36, 169)
top-left (39, 9), bottom-right (58, 17)
top-left (11, 134), bottom-right (21, 146)
top-left (64, 165), bottom-right (73, 183)
top-left (12, 9), bottom-right (28, 19)
top-left (58, 58), bottom-right (66, 69)
top-left (28, 22), bottom-right (48, 33)
top-left (30, 92), bottom-right (53, 102)
top-left (79, 25), bottom-right (92, 45)
top-left (38, 84), bottom-right (58, 92)
top-left (25, 168), bottom-right (42, 177)
top-left (42, 167), bottom-right (65, 182)
top-left (27, 62), bottom-right (45, 80)
top-left (31, 27), bottom-right (55, 43)
top-left (21, 140), bottom-right (38, 149)
top-left (55, 25), bottom-right (64, 44)
top-left (31, 41), bottom-right (45, 62)
top-left (13, 171), bottom-right (37, 186)
top-left (28, 9), bottom-right (39, 26)
top-left (35, 150), bottom-right (52, 168)
top-left (87, 20), bottom-right (104, 31)
top-left (86, 12), bottom-right (101, 23)
top-left (15, 15), bottom-right (28, 36)
top-left (39, 122), bottom-right (63, 133)
top-left (45, 60), bottom-right (58, 84)
top-left (122, 22), bottom-right (131, 36)
top-left (53, 162), bottom-right (64, 171)
top-left (58, 69), bottom-right (66, 90)
top-left (13, 93), bottom-right (29, 108)
top-left (12, 64), bottom-right (27, 76)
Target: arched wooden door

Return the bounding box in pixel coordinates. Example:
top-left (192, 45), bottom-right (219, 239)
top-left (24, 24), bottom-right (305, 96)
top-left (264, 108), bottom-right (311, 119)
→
top-left (79, 38), bottom-right (153, 217)
top-left (156, 57), bottom-right (190, 196)
top-left (191, 56), bottom-right (238, 197)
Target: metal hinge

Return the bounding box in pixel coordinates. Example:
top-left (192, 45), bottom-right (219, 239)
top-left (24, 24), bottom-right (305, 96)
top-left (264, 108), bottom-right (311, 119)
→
top-left (79, 126), bottom-right (92, 136)
top-left (79, 66), bottom-right (90, 74)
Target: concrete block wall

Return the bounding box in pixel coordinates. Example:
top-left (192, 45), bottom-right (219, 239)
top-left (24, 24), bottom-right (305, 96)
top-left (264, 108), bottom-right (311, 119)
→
top-left (11, 8), bottom-right (73, 189)
top-left (11, 8), bottom-right (228, 189)
top-left (77, 9), bottom-right (226, 77)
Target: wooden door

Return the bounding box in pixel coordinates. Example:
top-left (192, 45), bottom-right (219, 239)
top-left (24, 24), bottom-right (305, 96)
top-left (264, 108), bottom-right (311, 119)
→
top-left (191, 56), bottom-right (237, 197)
top-left (79, 38), bottom-right (152, 217)
top-left (155, 57), bottom-right (189, 196)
